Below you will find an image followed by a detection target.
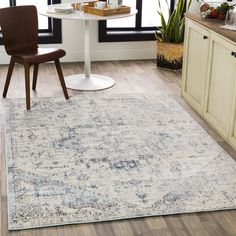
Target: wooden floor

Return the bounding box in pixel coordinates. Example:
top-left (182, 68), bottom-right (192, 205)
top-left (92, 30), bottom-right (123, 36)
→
top-left (0, 60), bottom-right (236, 236)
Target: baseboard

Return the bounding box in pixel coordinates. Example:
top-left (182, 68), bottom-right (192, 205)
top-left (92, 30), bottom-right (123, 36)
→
top-left (0, 48), bottom-right (156, 65)
top-left (57, 48), bottom-right (156, 62)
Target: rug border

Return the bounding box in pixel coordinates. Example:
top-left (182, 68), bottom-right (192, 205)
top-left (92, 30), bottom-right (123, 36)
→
top-left (4, 105), bottom-right (14, 231)
top-left (8, 207), bottom-right (236, 231)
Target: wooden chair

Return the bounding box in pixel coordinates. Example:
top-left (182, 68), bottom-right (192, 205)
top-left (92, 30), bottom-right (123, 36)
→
top-left (0, 5), bottom-right (69, 110)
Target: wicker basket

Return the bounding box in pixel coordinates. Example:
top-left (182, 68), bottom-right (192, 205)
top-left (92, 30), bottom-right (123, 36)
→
top-left (156, 42), bottom-right (183, 70)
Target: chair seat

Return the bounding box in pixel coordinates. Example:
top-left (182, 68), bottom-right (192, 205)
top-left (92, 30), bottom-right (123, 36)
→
top-left (13, 48), bottom-right (66, 64)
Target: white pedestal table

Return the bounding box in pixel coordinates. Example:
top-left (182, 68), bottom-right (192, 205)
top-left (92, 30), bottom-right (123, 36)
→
top-left (41, 6), bottom-right (137, 91)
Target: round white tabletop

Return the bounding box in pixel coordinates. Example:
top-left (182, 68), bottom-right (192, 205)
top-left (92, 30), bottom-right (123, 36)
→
top-left (40, 5), bottom-right (138, 91)
top-left (41, 4), bottom-right (137, 21)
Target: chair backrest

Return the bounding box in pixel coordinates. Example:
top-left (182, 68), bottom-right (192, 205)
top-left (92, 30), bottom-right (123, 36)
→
top-left (0, 5), bottom-right (38, 55)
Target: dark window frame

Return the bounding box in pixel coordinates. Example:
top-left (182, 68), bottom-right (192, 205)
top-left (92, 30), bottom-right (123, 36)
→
top-left (99, 0), bottom-right (176, 42)
top-left (0, 0), bottom-right (62, 45)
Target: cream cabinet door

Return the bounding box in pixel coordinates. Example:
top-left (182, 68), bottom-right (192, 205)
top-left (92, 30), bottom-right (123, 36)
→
top-left (228, 56), bottom-right (236, 148)
top-left (182, 19), bottom-right (210, 114)
top-left (204, 34), bottom-right (236, 139)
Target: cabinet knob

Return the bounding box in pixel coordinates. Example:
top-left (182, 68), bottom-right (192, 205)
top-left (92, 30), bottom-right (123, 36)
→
top-left (203, 36), bottom-right (208, 39)
top-left (231, 51), bottom-right (236, 56)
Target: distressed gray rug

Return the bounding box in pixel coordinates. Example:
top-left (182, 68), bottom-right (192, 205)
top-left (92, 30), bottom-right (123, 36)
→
top-left (5, 92), bottom-right (236, 230)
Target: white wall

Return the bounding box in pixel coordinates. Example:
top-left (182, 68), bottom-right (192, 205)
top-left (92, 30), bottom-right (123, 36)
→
top-left (53, 19), bottom-right (156, 63)
top-left (188, 0), bottom-right (199, 14)
top-left (0, 0), bottom-right (198, 64)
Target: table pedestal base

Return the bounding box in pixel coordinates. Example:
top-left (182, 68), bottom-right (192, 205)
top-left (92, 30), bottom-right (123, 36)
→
top-left (65, 74), bottom-right (116, 91)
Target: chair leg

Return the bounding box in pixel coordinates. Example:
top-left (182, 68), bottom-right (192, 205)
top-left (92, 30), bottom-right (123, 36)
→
top-left (24, 64), bottom-right (31, 110)
top-left (3, 57), bottom-right (15, 98)
top-left (32, 64), bottom-right (39, 90)
top-left (54, 59), bottom-right (69, 100)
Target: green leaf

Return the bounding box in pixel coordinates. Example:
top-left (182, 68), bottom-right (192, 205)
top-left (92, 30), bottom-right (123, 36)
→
top-left (155, 0), bottom-right (189, 43)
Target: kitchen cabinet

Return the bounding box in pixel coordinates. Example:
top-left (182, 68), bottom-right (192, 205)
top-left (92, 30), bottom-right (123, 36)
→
top-left (182, 14), bottom-right (236, 149)
top-left (228, 56), bottom-right (236, 149)
top-left (204, 33), bottom-right (236, 138)
top-left (182, 20), bottom-right (209, 115)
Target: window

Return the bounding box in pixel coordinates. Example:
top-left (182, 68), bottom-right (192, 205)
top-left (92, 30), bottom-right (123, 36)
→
top-left (0, 0), bottom-right (62, 44)
top-left (99, 0), bottom-right (176, 42)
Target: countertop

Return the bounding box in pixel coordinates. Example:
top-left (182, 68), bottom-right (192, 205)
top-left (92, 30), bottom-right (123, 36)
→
top-left (185, 12), bottom-right (236, 44)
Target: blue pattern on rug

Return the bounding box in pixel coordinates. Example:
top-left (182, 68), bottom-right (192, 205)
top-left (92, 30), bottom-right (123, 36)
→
top-left (5, 92), bottom-right (236, 230)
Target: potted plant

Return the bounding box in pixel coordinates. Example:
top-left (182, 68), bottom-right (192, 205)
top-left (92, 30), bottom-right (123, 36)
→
top-left (155, 0), bottom-right (192, 70)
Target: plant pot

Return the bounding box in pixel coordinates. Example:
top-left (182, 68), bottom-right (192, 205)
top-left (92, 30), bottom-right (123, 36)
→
top-left (156, 42), bottom-right (183, 70)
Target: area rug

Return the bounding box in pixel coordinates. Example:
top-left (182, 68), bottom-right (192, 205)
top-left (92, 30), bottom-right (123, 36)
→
top-left (4, 92), bottom-right (236, 230)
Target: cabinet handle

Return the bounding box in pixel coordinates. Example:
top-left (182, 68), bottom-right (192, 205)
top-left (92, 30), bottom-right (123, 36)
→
top-left (203, 36), bottom-right (208, 39)
top-left (231, 51), bottom-right (236, 56)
